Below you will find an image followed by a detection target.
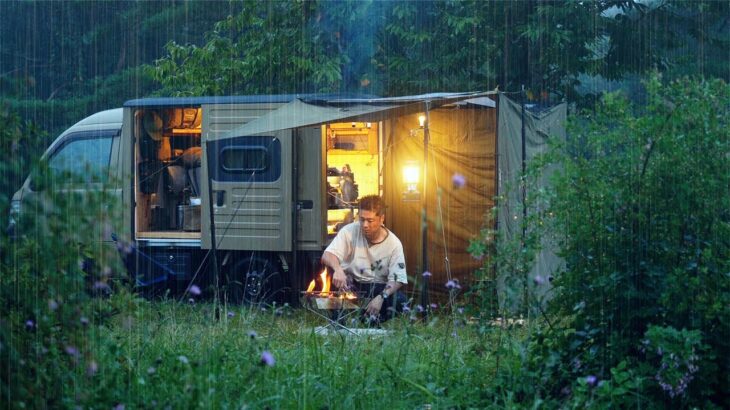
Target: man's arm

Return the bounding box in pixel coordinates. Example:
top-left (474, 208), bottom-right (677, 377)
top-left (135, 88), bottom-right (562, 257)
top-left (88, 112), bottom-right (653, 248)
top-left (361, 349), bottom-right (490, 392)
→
top-left (365, 280), bottom-right (402, 316)
top-left (321, 251), bottom-right (350, 290)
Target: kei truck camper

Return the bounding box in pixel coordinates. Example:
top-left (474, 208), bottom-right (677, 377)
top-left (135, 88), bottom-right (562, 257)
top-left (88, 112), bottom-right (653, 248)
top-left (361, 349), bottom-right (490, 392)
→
top-left (11, 91), bottom-right (564, 306)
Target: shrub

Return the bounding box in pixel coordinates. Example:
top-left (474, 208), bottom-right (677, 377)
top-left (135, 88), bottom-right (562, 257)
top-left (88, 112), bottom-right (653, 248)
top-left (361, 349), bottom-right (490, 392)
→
top-left (473, 75), bottom-right (729, 407)
top-left (0, 163), bottom-right (128, 408)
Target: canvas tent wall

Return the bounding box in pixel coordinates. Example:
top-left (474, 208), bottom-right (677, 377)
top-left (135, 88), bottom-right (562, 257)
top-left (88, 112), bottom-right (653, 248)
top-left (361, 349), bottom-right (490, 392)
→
top-left (497, 96), bottom-right (567, 312)
top-left (382, 106), bottom-right (497, 300)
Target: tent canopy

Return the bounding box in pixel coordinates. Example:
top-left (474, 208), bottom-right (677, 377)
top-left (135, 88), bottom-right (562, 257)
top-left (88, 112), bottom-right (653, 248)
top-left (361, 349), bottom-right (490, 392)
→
top-left (214, 91), bottom-right (496, 140)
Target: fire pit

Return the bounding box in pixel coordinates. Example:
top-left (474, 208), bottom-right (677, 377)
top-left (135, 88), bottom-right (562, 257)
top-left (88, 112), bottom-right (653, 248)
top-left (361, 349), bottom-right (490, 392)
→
top-left (300, 269), bottom-right (366, 310)
top-left (301, 269), bottom-right (373, 335)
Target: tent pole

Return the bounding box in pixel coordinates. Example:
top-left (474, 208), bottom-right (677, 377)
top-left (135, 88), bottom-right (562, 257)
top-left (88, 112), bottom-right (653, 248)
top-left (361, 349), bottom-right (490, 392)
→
top-left (420, 101), bottom-right (431, 313)
top-left (205, 140), bottom-right (221, 319)
top-left (520, 86), bottom-right (528, 315)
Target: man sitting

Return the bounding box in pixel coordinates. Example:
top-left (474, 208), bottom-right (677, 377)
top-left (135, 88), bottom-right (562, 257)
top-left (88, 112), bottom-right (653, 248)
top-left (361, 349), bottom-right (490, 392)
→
top-left (321, 195), bottom-right (408, 322)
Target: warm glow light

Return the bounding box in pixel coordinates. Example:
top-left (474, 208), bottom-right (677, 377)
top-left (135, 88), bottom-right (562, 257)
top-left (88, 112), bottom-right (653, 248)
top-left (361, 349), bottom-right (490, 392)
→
top-left (306, 279), bottom-right (316, 293)
top-left (403, 162), bottom-right (420, 185)
top-left (320, 269), bottom-right (330, 294)
top-left (418, 114), bottom-right (426, 128)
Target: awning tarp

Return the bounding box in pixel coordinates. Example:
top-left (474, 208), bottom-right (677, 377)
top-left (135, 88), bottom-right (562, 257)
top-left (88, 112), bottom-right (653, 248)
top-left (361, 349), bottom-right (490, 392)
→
top-left (214, 91), bottom-right (496, 139)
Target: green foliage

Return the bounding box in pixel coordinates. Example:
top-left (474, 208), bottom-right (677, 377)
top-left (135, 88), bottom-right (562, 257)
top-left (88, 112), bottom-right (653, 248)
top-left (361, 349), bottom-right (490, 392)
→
top-left (0, 165), bottom-right (127, 408)
top-left (150, 1), bottom-right (358, 96)
top-left (469, 75), bottom-right (729, 408)
top-left (546, 75), bottom-right (729, 405)
top-left (0, 104), bottom-right (47, 211)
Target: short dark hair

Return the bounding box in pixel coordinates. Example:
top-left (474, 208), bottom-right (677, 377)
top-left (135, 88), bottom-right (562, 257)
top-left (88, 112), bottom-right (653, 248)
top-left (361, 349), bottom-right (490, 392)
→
top-left (358, 195), bottom-right (385, 216)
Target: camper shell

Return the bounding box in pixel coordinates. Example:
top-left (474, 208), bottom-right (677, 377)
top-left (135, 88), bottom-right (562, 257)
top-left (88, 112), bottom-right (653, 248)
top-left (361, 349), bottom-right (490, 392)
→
top-left (117, 92), bottom-right (503, 302)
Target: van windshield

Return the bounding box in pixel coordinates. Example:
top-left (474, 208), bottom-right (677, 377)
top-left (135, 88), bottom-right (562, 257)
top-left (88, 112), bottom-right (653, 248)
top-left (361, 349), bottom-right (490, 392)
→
top-left (48, 133), bottom-right (113, 184)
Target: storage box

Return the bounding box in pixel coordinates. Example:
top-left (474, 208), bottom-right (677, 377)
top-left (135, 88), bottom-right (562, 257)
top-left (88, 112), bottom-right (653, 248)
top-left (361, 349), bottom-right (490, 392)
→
top-left (180, 204), bottom-right (201, 231)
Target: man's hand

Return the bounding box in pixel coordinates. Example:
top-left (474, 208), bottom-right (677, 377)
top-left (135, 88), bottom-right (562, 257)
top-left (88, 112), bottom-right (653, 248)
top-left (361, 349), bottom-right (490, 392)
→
top-left (332, 268), bottom-right (349, 290)
top-left (366, 295), bottom-right (383, 317)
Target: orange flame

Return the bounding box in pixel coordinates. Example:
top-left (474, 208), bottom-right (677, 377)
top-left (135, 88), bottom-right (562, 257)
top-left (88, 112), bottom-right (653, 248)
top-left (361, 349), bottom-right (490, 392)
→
top-left (320, 269), bottom-right (330, 295)
top-left (306, 269), bottom-right (355, 299)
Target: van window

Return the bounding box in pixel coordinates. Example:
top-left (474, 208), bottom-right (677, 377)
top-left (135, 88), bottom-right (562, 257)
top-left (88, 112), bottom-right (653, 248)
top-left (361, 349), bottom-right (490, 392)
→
top-left (48, 134), bottom-right (114, 184)
top-left (209, 136), bottom-right (281, 183)
top-left (220, 146), bottom-right (269, 172)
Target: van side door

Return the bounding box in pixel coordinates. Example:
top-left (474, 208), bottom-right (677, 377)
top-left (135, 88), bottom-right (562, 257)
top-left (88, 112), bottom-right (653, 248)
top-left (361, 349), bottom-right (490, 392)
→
top-left (201, 130), bottom-right (293, 251)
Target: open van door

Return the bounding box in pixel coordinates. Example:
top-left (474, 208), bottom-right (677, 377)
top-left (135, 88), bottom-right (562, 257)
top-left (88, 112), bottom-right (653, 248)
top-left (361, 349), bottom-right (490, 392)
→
top-left (201, 130), bottom-right (293, 251)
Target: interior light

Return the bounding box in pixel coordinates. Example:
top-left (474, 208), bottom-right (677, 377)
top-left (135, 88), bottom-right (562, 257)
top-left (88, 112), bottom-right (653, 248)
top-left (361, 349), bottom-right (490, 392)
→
top-left (418, 114), bottom-right (426, 128)
top-left (403, 162), bottom-right (420, 185)
top-left (402, 161), bottom-right (421, 201)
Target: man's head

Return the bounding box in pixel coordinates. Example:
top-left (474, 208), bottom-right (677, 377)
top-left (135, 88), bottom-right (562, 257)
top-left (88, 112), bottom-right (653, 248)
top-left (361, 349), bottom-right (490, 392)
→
top-left (358, 195), bottom-right (385, 242)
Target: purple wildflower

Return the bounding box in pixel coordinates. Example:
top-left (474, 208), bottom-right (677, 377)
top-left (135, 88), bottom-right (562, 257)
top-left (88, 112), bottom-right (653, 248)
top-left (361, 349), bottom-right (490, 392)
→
top-left (422, 271), bottom-right (432, 278)
top-left (147, 366), bottom-right (156, 375)
top-left (247, 330), bottom-right (258, 339)
top-left (93, 281), bottom-right (110, 292)
top-left (80, 316), bottom-right (89, 326)
top-left (402, 306), bottom-right (411, 314)
top-left (260, 351), bottom-right (275, 367)
top-left (445, 280), bottom-right (457, 289)
top-left (585, 375), bottom-right (597, 387)
top-left (188, 285), bottom-right (201, 296)
top-left (227, 311), bottom-right (235, 318)
top-left (188, 298), bottom-right (195, 305)
top-left (430, 303), bottom-right (438, 310)
top-left (457, 307), bottom-right (464, 314)
top-left (415, 305), bottom-right (425, 313)
top-left (65, 345), bottom-right (79, 357)
top-left (451, 173), bottom-right (466, 189)
top-left (25, 319), bottom-right (35, 331)
top-left (48, 299), bottom-right (59, 311)
top-left (533, 275), bottom-right (546, 285)
top-left (113, 404), bottom-right (125, 410)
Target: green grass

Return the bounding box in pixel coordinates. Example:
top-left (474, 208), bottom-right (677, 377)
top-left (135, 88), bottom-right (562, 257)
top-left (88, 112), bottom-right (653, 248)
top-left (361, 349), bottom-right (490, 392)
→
top-left (84, 300), bottom-right (505, 409)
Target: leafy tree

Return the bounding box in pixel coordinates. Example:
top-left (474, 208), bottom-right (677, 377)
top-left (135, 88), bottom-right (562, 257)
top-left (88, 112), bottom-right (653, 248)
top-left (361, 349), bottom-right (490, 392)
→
top-left (488, 75), bottom-right (729, 407)
top-left (150, 1), bottom-right (362, 95)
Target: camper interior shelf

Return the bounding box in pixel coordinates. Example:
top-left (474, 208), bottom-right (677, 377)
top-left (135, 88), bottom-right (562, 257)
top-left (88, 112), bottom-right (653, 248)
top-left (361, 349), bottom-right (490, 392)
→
top-left (136, 109), bottom-right (203, 235)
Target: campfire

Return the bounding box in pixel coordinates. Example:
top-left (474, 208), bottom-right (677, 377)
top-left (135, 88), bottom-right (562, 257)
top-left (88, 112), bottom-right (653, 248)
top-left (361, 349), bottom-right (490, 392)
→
top-left (303, 269), bottom-right (359, 309)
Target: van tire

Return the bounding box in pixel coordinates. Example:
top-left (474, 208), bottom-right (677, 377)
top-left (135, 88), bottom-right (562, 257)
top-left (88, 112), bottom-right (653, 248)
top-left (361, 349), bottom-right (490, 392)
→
top-left (225, 254), bottom-right (284, 306)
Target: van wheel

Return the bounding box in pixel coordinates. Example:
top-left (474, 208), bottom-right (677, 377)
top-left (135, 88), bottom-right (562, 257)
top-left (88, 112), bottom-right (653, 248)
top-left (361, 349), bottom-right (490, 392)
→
top-left (226, 255), bottom-right (284, 305)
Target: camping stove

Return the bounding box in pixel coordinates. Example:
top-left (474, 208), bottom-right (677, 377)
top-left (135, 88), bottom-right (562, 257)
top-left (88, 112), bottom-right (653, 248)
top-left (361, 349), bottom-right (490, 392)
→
top-left (300, 291), bottom-right (366, 311)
